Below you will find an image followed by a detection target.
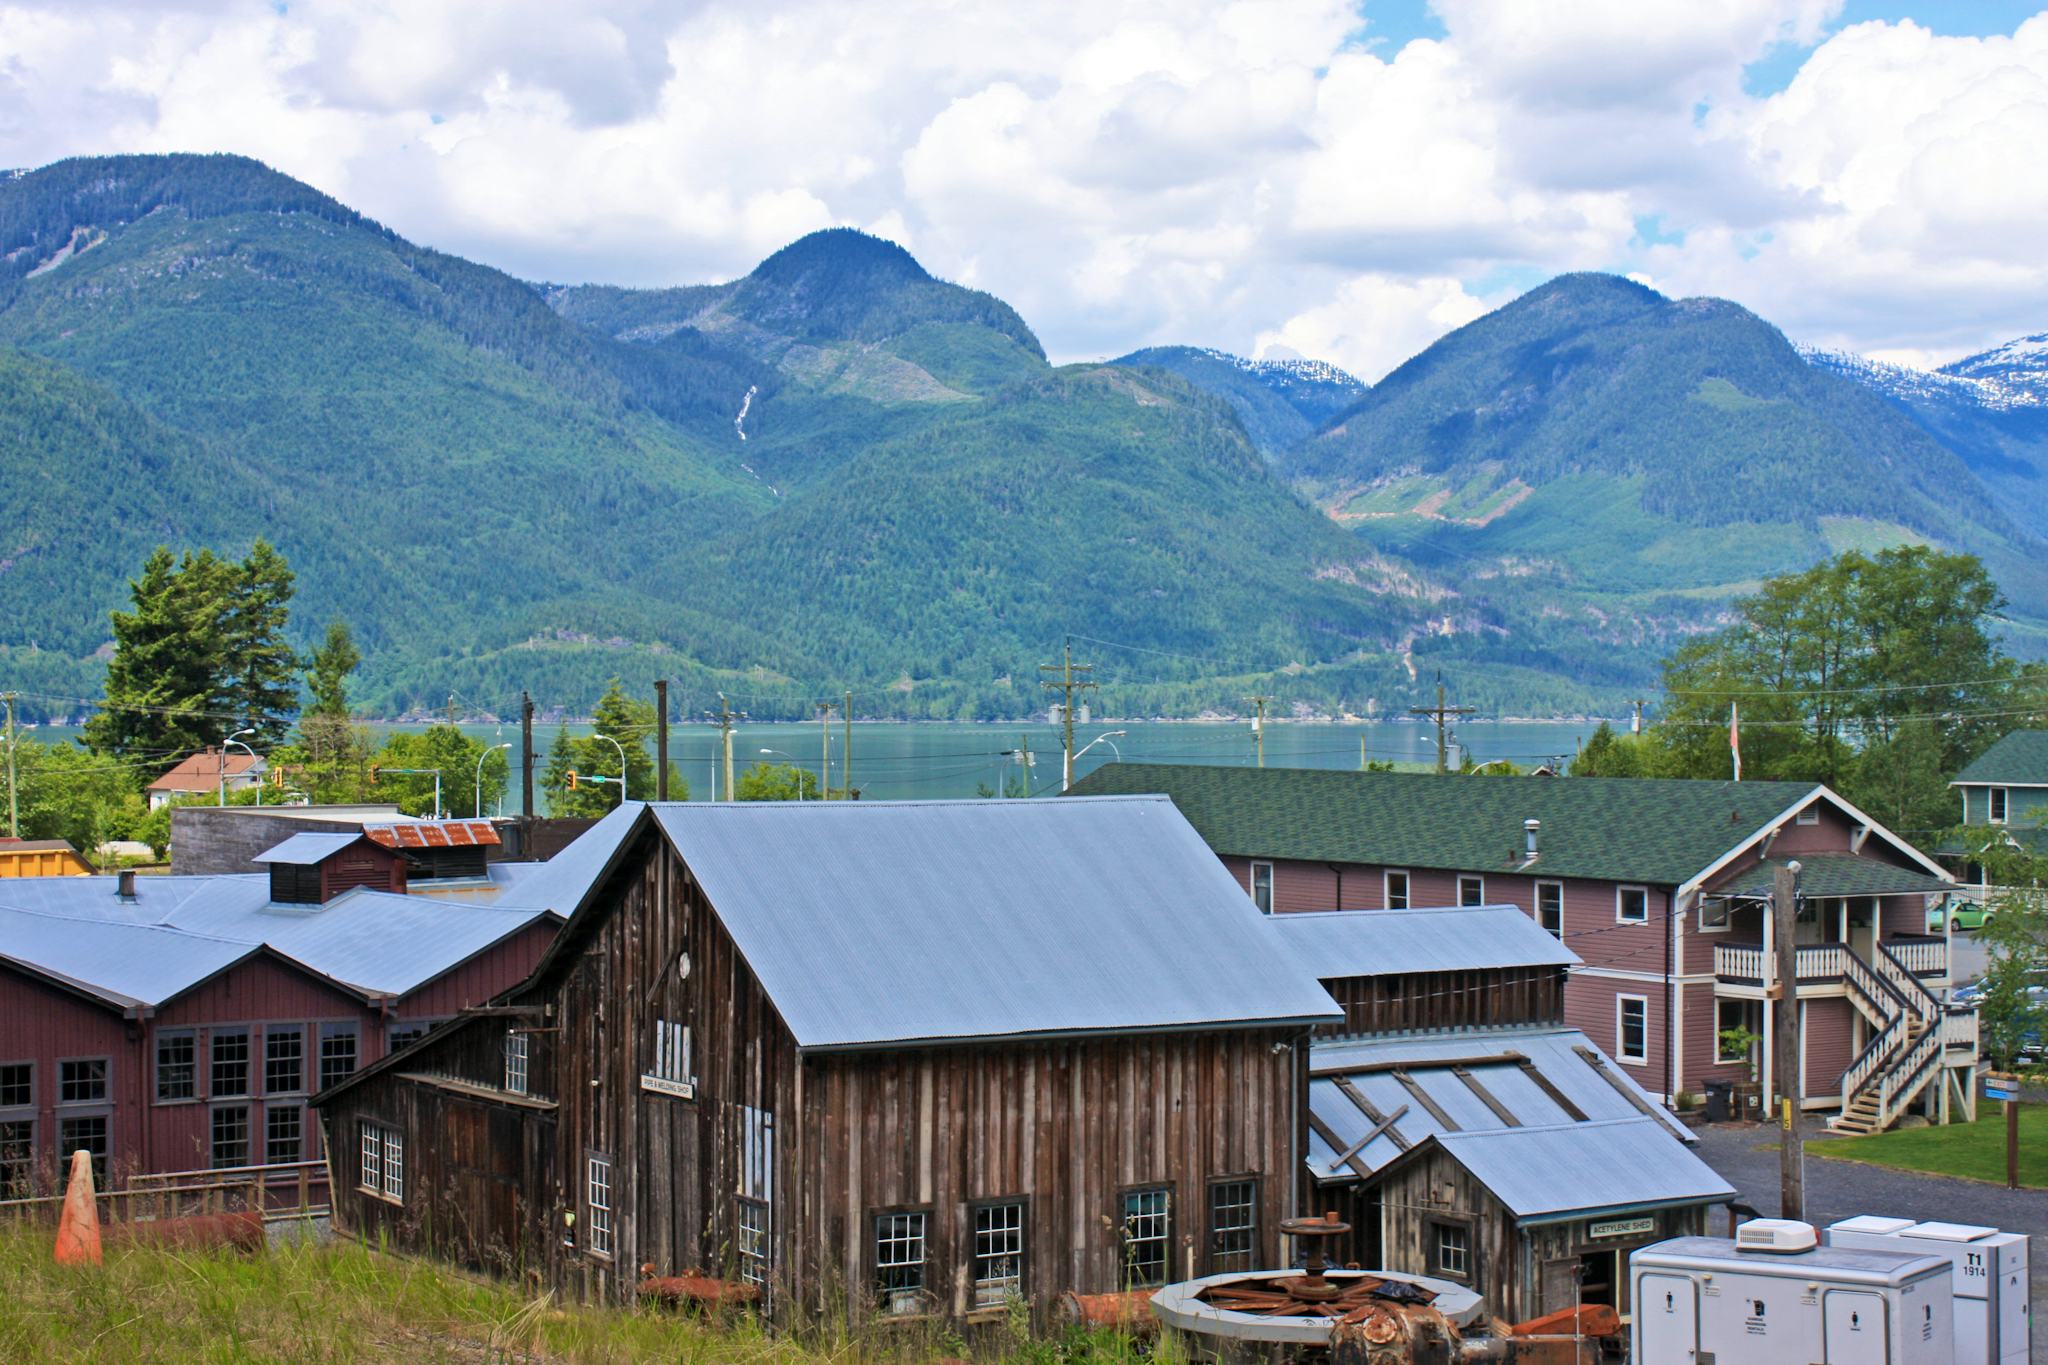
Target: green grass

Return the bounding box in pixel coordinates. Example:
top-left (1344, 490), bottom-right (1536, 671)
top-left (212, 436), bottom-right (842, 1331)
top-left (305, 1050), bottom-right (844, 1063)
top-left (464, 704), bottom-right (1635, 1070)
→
top-left (1805, 1102), bottom-right (2047, 1187)
top-left (0, 1224), bottom-right (1184, 1364)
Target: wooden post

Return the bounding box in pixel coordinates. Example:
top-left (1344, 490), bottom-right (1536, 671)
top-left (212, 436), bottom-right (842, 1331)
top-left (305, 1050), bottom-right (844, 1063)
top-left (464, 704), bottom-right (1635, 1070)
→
top-left (1773, 861), bottom-right (1804, 1221)
top-left (2008, 1097), bottom-right (2020, 1191)
top-left (520, 691), bottom-right (535, 819)
top-left (654, 680), bottom-right (670, 801)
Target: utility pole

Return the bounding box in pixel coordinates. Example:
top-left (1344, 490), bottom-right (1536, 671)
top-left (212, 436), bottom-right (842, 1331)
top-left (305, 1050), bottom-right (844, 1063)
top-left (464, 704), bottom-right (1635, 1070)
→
top-left (520, 692), bottom-right (535, 820)
top-left (817, 700), bottom-right (835, 798)
top-left (1359, 733), bottom-right (1368, 772)
top-left (1040, 640), bottom-right (1096, 793)
top-left (1772, 860), bottom-right (1805, 1221)
top-left (714, 694), bottom-right (737, 801)
top-left (1245, 695), bottom-right (1269, 768)
top-left (1408, 676), bottom-right (1475, 775)
top-left (843, 689), bottom-right (853, 799)
top-left (3, 692), bottom-right (15, 838)
top-left (654, 680), bottom-right (670, 801)
top-left (446, 692), bottom-right (457, 726)
top-left (1630, 698), bottom-right (1647, 735)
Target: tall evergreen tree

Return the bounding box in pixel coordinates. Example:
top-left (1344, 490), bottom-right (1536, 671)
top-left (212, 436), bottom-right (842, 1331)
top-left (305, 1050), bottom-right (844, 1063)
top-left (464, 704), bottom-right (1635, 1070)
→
top-left (84, 547), bottom-right (233, 759)
top-left (305, 622), bottom-right (360, 720)
top-left (544, 680), bottom-right (686, 815)
top-left (222, 539), bottom-right (299, 744)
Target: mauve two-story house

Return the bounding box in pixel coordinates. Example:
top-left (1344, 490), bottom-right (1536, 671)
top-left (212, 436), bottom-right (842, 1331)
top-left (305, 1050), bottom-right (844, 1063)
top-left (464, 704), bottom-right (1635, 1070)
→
top-left (1069, 764), bottom-right (1980, 1133)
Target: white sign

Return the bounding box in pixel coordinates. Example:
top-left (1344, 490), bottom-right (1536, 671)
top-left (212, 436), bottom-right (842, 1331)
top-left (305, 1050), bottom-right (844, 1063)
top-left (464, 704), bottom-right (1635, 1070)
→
top-left (640, 1074), bottom-right (696, 1100)
top-left (1589, 1216), bottom-right (1656, 1240)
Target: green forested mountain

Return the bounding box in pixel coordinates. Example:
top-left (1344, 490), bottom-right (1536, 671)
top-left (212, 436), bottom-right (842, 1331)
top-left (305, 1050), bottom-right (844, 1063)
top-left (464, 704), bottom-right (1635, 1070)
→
top-left (0, 154), bottom-right (2038, 723)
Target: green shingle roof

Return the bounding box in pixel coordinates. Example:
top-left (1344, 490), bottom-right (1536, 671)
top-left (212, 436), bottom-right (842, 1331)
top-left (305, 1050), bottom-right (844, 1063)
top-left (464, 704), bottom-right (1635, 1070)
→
top-left (1066, 764), bottom-right (1819, 886)
top-left (1953, 731), bottom-right (2048, 786)
top-left (1716, 855), bottom-right (1950, 899)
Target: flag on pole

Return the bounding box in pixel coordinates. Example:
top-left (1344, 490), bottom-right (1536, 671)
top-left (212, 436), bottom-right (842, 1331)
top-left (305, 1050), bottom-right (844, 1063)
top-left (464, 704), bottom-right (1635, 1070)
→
top-left (1730, 702), bottom-right (1742, 782)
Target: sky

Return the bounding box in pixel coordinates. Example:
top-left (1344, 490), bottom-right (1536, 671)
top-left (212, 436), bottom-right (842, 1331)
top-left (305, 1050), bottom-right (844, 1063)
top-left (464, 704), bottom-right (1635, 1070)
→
top-left (2, 1), bottom-right (2046, 379)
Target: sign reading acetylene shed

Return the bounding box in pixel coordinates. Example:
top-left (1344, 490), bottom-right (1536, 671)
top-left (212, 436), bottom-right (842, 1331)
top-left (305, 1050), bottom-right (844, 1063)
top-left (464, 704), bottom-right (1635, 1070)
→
top-left (641, 1074), bottom-right (696, 1099)
top-left (1588, 1216), bottom-right (1656, 1240)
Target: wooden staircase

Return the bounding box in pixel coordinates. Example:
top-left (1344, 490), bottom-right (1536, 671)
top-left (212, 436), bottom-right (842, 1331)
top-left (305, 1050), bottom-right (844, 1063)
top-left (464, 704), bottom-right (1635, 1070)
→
top-left (1827, 945), bottom-right (1944, 1136)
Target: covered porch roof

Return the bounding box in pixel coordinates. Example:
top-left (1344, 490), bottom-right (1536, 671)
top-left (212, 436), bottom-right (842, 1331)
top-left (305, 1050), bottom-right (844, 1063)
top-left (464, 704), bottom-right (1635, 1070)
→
top-left (1713, 854), bottom-right (1950, 900)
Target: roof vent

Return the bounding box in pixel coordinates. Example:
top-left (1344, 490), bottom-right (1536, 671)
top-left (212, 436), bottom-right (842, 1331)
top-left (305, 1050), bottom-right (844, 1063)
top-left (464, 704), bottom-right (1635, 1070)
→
top-left (115, 868), bottom-right (137, 902)
top-left (1735, 1219), bottom-right (1817, 1254)
top-left (1524, 818), bottom-right (1540, 858)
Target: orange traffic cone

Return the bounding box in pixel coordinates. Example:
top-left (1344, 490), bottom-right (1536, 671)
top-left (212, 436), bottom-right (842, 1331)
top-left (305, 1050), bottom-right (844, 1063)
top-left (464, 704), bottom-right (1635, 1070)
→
top-left (53, 1148), bottom-right (102, 1266)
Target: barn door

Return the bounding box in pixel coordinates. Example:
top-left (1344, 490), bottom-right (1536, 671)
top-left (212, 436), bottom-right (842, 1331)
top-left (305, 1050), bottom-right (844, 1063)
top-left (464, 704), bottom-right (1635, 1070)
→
top-left (1636, 1273), bottom-right (1699, 1361)
top-left (1823, 1290), bottom-right (1887, 1363)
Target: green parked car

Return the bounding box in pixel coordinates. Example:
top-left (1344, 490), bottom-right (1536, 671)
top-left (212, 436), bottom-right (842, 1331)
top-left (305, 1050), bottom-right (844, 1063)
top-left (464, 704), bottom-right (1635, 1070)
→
top-left (1928, 896), bottom-right (1996, 933)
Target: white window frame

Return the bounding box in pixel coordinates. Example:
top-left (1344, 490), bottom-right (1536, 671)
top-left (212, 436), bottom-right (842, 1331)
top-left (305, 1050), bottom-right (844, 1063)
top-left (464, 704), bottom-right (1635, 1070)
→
top-left (1716, 1000), bottom-right (1753, 1065)
top-left (359, 1120), bottom-right (402, 1201)
top-left (1249, 861), bottom-right (1274, 915)
top-left (1698, 894), bottom-right (1731, 933)
top-left (1990, 786), bottom-right (2009, 825)
top-left (382, 1126), bottom-right (404, 1201)
top-left (504, 1031), bottom-right (530, 1096)
top-left (1457, 875), bottom-right (1484, 907)
top-left (587, 1152), bottom-right (613, 1258)
top-left (1795, 804), bottom-right (1820, 826)
top-left (1615, 884), bottom-right (1650, 924)
top-left (1384, 869), bottom-right (1410, 911)
top-left (1534, 880), bottom-right (1563, 938)
top-left (1615, 995), bottom-right (1650, 1066)
top-left (737, 1196), bottom-right (771, 1287)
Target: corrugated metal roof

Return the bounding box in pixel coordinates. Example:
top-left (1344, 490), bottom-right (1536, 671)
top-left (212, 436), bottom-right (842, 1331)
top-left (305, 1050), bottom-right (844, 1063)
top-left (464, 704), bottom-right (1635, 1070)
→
top-left (1264, 906), bottom-right (1579, 979)
top-left (1717, 854), bottom-right (1950, 899)
top-left (509, 801), bottom-right (640, 915)
top-left (0, 906), bottom-right (252, 1008)
top-left (365, 820), bottom-right (501, 850)
top-left (252, 832), bottom-right (367, 865)
top-left (647, 796), bottom-right (1343, 1050)
top-left (1431, 1118), bottom-right (1734, 1219)
top-left (1305, 1025), bottom-right (1693, 1181)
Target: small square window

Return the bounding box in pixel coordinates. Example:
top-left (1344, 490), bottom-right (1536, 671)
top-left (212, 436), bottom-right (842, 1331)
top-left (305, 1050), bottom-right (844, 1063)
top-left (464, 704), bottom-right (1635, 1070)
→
top-left (59, 1059), bottom-right (107, 1104)
top-left (0, 1062), bottom-right (32, 1109)
top-left (1384, 870), bottom-right (1409, 910)
top-left (212, 1030), bottom-right (249, 1097)
top-left (57, 1115), bottom-right (107, 1185)
top-left (1617, 996), bottom-right (1649, 1064)
top-left (211, 1105), bottom-right (250, 1169)
top-left (875, 1210), bottom-right (929, 1313)
top-left (1249, 862), bottom-right (1274, 915)
top-left (265, 1028), bottom-right (304, 1095)
top-left (1536, 882), bottom-right (1563, 938)
top-left (156, 1031), bottom-right (196, 1102)
top-left (972, 1200), bottom-right (1026, 1308)
top-left (1616, 886), bottom-right (1649, 923)
top-left (1119, 1187), bottom-right (1172, 1288)
top-left (1795, 804), bottom-right (1820, 826)
top-left (1427, 1219), bottom-right (1472, 1282)
top-left (1458, 875), bottom-right (1485, 907)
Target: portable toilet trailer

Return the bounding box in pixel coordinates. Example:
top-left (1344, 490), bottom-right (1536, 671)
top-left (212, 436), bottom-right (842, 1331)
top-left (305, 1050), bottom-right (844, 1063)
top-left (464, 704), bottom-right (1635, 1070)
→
top-left (1632, 1221), bottom-right (1953, 1364)
top-left (1826, 1216), bottom-right (2031, 1365)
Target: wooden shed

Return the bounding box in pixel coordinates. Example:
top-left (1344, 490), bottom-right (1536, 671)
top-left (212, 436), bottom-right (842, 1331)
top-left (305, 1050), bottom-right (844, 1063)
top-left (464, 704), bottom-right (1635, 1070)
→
top-left (314, 797), bottom-right (1344, 1319)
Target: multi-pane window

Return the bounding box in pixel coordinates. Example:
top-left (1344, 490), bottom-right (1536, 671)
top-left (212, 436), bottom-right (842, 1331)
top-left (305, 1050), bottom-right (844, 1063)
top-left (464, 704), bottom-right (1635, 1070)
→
top-left (1428, 1220), bottom-right (1472, 1281)
top-left (265, 1028), bottom-right (304, 1094)
top-left (1207, 1179), bottom-right (1257, 1273)
top-left (58, 1115), bottom-right (107, 1185)
top-left (211, 1106), bottom-right (250, 1169)
top-left (59, 1058), bottom-right (108, 1104)
top-left (0, 1119), bottom-right (32, 1195)
top-left (319, 1025), bottom-right (358, 1091)
top-left (1617, 996), bottom-right (1649, 1063)
top-left (504, 1032), bottom-right (530, 1096)
top-left (1536, 882), bottom-right (1563, 938)
top-left (1249, 862), bottom-right (1274, 915)
top-left (382, 1127), bottom-right (404, 1200)
top-left (1457, 875), bottom-right (1485, 907)
top-left (874, 1211), bottom-right (929, 1312)
top-left (972, 1201), bottom-right (1026, 1309)
top-left (0, 1062), bottom-right (31, 1108)
top-left (359, 1123), bottom-right (383, 1194)
top-left (358, 1121), bottom-right (403, 1200)
top-left (1119, 1187), bottom-right (1171, 1288)
top-left (212, 1030), bottom-right (250, 1097)
top-left (651, 1019), bottom-right (692, 1084)
top-left (1384, 870), bottom-right (1409, 910)
top-left (737, 1197), bottom-right (770, 1287)
top-left (266, 1105), bottom-right (302, 1164)
top-left (387, 1022), bottom-right (429, 1053)
top-left (586, 1154), bottom-right (613, 1257)
top-left (156, 1031), bottom-right (196, 1101)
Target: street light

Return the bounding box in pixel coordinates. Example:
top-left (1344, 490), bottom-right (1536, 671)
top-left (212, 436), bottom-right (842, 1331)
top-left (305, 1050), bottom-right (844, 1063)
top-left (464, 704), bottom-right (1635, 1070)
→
top-left (221, 728), bottom-right (256, 807)
top-left (759, 749), bottom-right (806, 801)
top-left (475, 742), bottom-right (511, 818)
top-left (1074, 730), bottom-right (1126, 767)
top-left (592, 733), bottom-right (629, 806)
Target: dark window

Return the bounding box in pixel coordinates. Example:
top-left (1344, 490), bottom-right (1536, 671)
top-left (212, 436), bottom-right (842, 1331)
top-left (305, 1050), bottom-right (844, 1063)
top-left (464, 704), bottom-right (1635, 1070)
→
top-left (59, 1059), bottom-right (107, 1104)
top-left (1427, 1218), bottom-right (1473, 1283)
top-left (0, 1063), bottom-right (30, 1108)
top-left (58, 1115), bottom-right (107, 1185)
top-left (1119, 1187), bottom-right (1172, 1288)
top-left (874, 1210), bottom-right (929, 1313)
top-left (973, 1200), bottom-right (1026, 1308)
top-left (266, 1105), bottom-right (302, 1165)
top-left (387, 1022), bottom-right (429, 1053)
top-left (319, 1025), bottom-right (358, 1091)
top-left (1208, 1178), bottom-right (1258, 1273)
top-left (211, 1106), bottom-right (249, 1169)
top-left (737, 1197), bottom-right (770, 1287)
top-left (0, 1118), bottom-right (31, 1196)
top-left (1618, 997), bottom-right (1649, 1063)
top-left (1458, 875), bottom-right (1484, 907)
top-left (1250, 862), bottom-right (1274, 915)
top-left (1717, 1000), bottom-right (1754, 1064)
top-left (212, 1030), bottom-right (249, 1097)
top-left (156, 1031), bottom-right (196, 1102)
top-left (1385, 870), bottom-right (1409, 910)
top-left (1617, 886), bottom-right (1649, 923)
top-left (1990, 787), bottom-right (2008, 823)
top-left (1536, 882), bottom-right (1563, 938)
top-left (265, 1028), bottom-right (304, 1094)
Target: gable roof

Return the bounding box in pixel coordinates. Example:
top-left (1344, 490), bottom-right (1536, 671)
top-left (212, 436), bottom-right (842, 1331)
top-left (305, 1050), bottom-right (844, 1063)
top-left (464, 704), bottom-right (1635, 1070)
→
top-left (1426, 1119), bottom-right (1735, 1221)
top-left (1953, 730), bottom-right (2048, 787)
top-left (1068, 763), bottom-right (1817, 885)
top-left (146, 748), bottom-right (262, 793)
top-left (641, 796), bottom-right (1342, 1050)
top-left (1716, 854), bottom-right (1949, 899)
top-left (1263, 906), bottom-right (1579, 979)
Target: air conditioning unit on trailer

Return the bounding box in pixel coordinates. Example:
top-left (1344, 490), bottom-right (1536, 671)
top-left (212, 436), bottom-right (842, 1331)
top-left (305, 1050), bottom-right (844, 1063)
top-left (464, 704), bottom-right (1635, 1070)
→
top-left (1734, 1218), bottom-right (1819, 1253)
top-left (1827, 1215), bottom-right (2032, 1365)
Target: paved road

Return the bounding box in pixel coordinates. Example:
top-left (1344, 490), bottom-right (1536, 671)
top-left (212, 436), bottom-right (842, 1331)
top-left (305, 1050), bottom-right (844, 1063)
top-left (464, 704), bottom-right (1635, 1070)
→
top-left (1691, 1121), bottom-right (2045, 1361)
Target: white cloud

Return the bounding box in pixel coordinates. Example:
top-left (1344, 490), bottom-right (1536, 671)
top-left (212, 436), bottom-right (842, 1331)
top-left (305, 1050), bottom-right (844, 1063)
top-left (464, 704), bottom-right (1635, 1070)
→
top-left (0, 0), bottom-right (2043, 371)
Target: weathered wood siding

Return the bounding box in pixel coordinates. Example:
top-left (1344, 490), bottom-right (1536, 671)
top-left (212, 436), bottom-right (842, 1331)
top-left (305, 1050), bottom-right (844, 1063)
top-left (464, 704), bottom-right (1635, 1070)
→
top-left (1316, 967), bottom-right (1564, 1036)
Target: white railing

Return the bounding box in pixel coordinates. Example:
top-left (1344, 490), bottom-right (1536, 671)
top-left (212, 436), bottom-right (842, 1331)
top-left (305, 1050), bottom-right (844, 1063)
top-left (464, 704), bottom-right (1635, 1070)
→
top-left (1714, 943), bottom-right (1767, 982)
top-left (1874, 1028), bottom-right (1944, 1129)
top-left (1885, 936), bottom-right (1948, 979)
top-left (1876, 943), bottom-right (1942, 1028)
top-left (1942, 1007), bottom-right (1980, 1053)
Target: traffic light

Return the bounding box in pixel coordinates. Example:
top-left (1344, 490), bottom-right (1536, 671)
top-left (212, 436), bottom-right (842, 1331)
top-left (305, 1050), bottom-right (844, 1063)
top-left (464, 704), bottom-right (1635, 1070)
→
top-left (566, 770), bottom-right (578, 790)
top-left (270, 765), bottom-right (285, 789)
top-left (369, 766), bottom-right (381, 782)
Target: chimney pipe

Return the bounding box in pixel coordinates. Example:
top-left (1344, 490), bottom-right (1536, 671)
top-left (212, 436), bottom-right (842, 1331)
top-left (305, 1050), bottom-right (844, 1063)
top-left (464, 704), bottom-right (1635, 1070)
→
top-left (1523, 818), bottom-right (1540, 859)
top-left (116, 868), bottom-right (137, 901)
